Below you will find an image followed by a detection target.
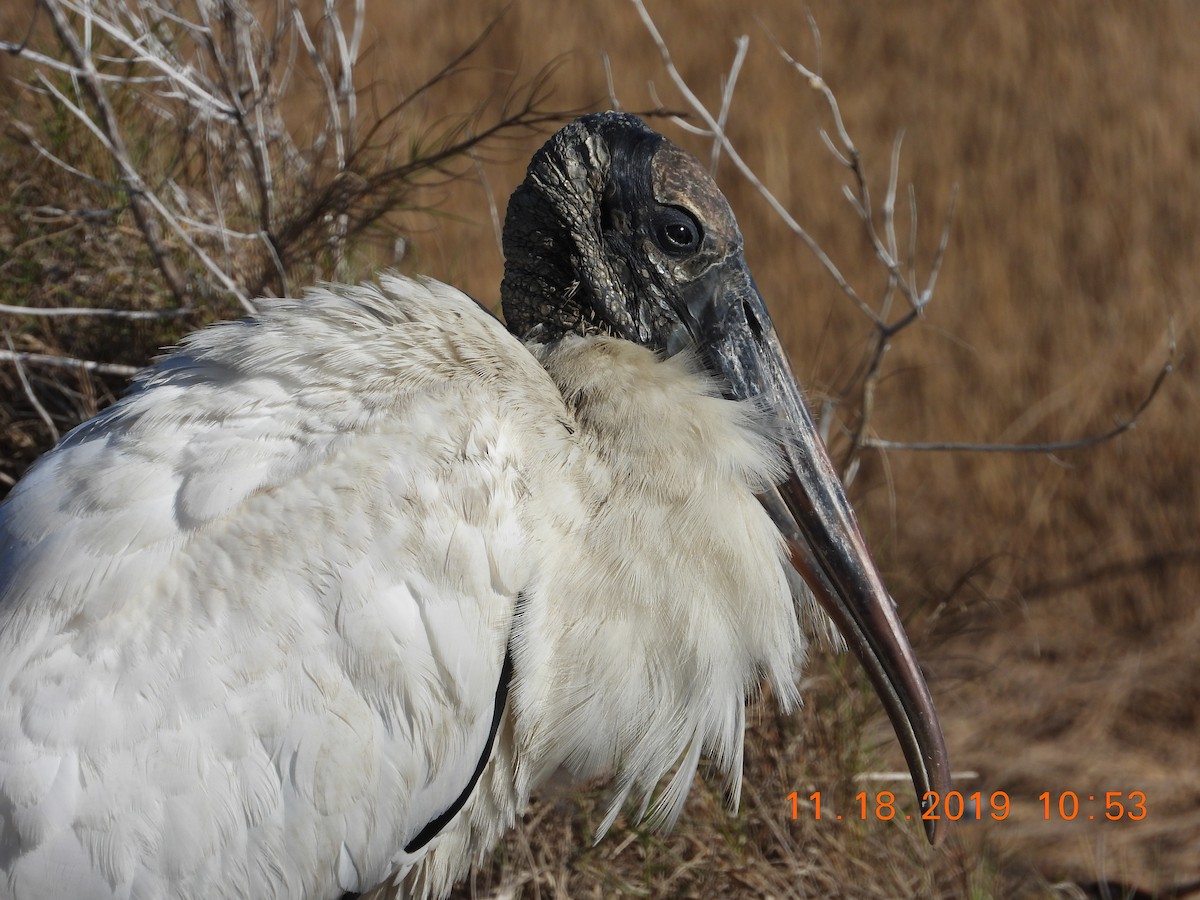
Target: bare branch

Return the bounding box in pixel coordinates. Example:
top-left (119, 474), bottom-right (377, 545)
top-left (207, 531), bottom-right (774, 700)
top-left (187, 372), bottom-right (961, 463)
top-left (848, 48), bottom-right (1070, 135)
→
top-left (919, 184), bottom-right (958, 315)
top-left (862, 350), bottom-right (1174, 455)
top-left (0, 3), bottom-right (39, 56)
top-left (631, 0), bottom-right (877, 323)
top-left (0, 0), bottom-right (585, 486)
top-left (633, 2), bottom-right (1168, 480)
top-left (0, 350), bottom-right (140, 378)
top-left (3, 333), bottom-right (60, 442)
top-left (52, 0), bottom-right (238, 120)
top-left (37, 0), bottom-right (189, 305)
top-left (710, 36), bottom-right (748, 175)
top-left (763, 20), bottom-right (955, 330)
top-left (0, 304), bottom-right (189, 320)
top-left (602, 52), bottom-right (621, 111)
top-left (20, 131), bottom-right (126, 192)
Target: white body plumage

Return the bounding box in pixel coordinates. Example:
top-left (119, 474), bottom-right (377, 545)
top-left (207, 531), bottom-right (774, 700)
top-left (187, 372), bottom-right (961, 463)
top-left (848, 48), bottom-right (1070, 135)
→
top-left (0, 275), bottom-right (806, 899)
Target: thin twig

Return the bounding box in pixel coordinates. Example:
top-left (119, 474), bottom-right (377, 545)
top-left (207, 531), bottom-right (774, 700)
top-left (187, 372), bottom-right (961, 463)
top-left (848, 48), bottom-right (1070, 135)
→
top-left (4, 0), bottom-right (572, 417)
top-left (710, 36), bottom-right (748, 175)
top-left (197, 1), bottom-right (282, 296)
top-left (631, 0), bottom-right (876, 323)
top-left (0, 47), bottom-right (168, 83)
top-left (38, 0), bottom-right (189, 305)
top-left (23, 133), bottom-right (127, 192)
top-left (470, 147), bottom-right (504, 257)
top-left (4, 333), bottom-right (60, 442)
top-left (634, 2), bottom-right (1168, 474)
top-left (879, 130), bottom-right (904, 323)
top-left (0, 304), bottom-right (189, 319)
top-left (0, 3), bottom-right (40, 56)
top-left (766, 20), bottom-right (952, 325)
top-left (862, 352), bottom-right (1173, 454)
top-left (602, 51), bottom-right (621, 111)
top-left (50, 0), bottom-right (237, 119)
top-left (0, 349), bottom-right (139, 377)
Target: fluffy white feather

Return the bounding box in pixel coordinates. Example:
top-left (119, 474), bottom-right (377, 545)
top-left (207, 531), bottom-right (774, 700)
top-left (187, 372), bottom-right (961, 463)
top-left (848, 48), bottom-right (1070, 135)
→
top-left (0, 273), bottom-right (807, 899)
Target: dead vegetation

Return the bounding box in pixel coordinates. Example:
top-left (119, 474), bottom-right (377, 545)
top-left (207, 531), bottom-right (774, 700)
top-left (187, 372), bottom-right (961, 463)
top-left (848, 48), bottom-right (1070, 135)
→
top-left (2, 1), bottom-right (1197, 898)
top-left (0, 0), bottom-right (570, 484)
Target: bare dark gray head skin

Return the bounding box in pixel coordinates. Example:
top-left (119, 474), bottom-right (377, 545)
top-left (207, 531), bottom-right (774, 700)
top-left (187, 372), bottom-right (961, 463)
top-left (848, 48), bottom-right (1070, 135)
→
top-left (501, 112), bottom-right (742, 350)
top-left (500, 112), bottom-right (951, 844)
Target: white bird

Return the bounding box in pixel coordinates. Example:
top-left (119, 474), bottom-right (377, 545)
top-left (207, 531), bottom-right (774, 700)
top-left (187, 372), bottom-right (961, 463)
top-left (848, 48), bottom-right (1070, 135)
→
top-left (0, 113), bottom-right (949, 900)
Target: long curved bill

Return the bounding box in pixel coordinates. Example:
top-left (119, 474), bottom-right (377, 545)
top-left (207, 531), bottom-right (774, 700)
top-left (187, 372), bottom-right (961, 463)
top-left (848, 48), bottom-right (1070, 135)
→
top-left (690, 257), bottom-right (952, 844)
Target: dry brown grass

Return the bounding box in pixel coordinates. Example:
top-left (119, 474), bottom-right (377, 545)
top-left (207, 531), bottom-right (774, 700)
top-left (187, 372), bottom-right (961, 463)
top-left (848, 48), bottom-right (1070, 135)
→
top-left (3, 1), bottom-right (1198, 898)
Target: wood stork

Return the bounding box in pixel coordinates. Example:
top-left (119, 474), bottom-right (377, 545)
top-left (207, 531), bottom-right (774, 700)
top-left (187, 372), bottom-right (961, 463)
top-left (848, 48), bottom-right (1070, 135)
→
top-left (0, 112), bottom-right (949, 899)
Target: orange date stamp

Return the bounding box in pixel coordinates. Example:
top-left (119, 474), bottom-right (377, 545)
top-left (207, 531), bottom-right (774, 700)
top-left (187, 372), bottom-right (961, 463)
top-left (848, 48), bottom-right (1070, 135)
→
top-left (788, 790), bottom-right (1148, 823)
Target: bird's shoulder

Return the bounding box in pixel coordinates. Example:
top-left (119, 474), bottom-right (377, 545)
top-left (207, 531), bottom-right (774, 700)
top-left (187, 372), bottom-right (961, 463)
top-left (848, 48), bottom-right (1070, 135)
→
top-left (1, 273), bottom-right (569, 566)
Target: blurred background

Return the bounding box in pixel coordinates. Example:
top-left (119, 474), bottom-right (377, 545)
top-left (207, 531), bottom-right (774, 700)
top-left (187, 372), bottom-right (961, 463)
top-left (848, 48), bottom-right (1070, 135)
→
top-left (1, 1), bottom-right (1196, 897)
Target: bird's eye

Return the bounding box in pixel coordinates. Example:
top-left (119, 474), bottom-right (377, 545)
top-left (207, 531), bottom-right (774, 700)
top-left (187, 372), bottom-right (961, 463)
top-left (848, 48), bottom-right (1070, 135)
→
top-left (651, 207), bottom-right (702, 257)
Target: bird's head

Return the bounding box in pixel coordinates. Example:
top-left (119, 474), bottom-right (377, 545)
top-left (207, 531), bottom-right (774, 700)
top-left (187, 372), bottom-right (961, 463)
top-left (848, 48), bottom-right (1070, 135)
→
top-left (501, 112), bottom-right (951, 843)
top-left (502, 111), bottom-right (741, 351)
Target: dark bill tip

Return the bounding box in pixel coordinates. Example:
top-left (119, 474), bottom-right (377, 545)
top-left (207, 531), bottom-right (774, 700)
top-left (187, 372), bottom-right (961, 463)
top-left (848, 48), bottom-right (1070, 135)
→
top-left (765, 477), bottom-right (952, 845)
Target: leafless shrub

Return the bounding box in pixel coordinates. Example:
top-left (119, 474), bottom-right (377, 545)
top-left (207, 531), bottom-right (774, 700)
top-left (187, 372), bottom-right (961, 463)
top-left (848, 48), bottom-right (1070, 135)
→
top-left (0, 0), bottom-right (569, 483)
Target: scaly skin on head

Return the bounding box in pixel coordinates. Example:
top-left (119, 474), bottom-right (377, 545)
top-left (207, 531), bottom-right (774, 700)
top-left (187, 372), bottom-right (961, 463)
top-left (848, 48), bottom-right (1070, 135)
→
top-left (500, 113), bottom-right (744, 351)
top-left (500, 114), bottom-right (622, 342)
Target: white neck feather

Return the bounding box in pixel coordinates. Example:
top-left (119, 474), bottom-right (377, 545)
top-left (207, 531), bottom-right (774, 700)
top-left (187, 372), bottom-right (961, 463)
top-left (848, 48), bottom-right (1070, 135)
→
top-left (405, 335), bottom-right (808, 898)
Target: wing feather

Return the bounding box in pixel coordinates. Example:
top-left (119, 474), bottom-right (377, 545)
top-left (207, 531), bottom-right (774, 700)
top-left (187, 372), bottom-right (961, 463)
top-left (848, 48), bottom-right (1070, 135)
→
top-left (0, 275), bottom-right (569, 898)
